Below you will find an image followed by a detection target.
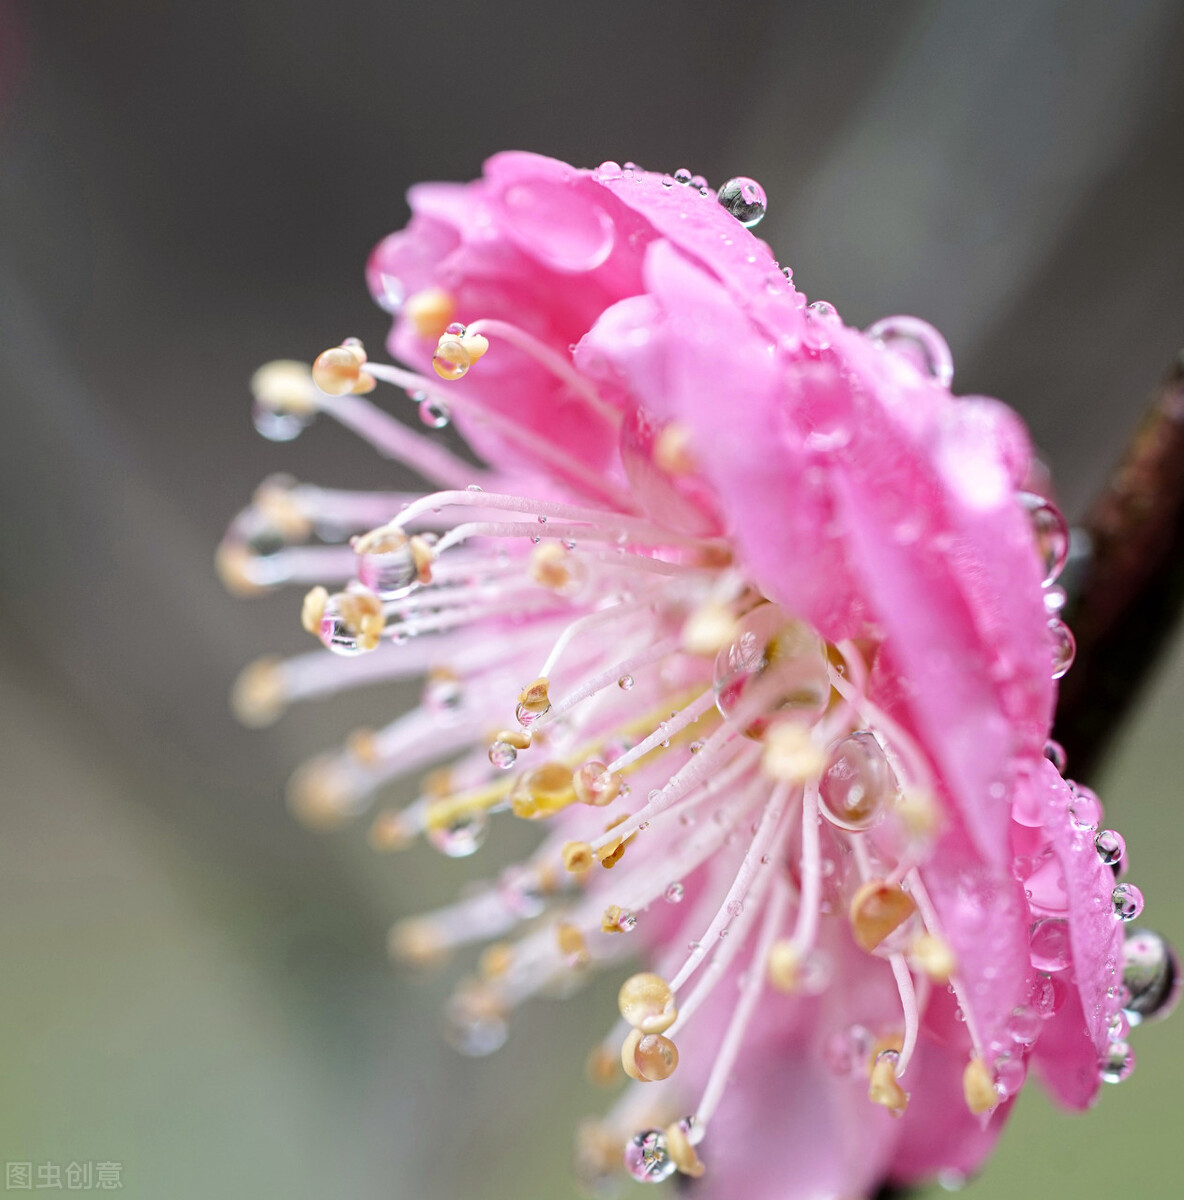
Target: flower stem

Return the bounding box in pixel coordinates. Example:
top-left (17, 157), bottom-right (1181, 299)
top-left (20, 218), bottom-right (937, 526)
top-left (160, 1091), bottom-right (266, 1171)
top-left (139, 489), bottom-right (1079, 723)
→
top-left (1054, 344), bottom-right (1184, 780)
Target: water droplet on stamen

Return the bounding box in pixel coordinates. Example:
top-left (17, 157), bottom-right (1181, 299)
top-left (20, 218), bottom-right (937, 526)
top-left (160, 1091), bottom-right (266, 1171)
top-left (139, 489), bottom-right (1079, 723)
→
top-left (819, 731), bottom-right (894, 831)
top-left (624, 1129), bottom-right (675, 1183)
top-left (488, 739), bottom-right (518, 770)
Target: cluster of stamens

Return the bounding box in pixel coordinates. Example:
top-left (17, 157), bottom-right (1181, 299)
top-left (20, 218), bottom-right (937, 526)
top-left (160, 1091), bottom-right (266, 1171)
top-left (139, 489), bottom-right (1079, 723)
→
top-left (224, 279), bottom-right (1177, 1189)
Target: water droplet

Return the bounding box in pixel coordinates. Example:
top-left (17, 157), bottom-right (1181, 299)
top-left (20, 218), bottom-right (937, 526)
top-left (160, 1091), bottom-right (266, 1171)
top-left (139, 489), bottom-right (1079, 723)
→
top-left (664, 882), bottom-right (685, 904)
top-left (716, 176), bottom-right (767, 227)
top-left (1019, 493), bottom-right (1070, 585)
top-left (596, 160), bottom-right (624, 181)
top-left (357, 538), bottom-right (419, 600)
top-left (618, 674), bottom-right (634, 691)
top-left (1030, 973), bottom-right (1060, 1017)
top-left (937, 1170), bottom-right (967, 1193)
top-left (1009, 1004), bottom-right (1042, 1047)
top-left (1048, 617), bottom-right (1076, 679)
top-left (1043, 739), bottom-right (1067, 774)
top-left (419, 397), bottom-right (452, 429)
top-left (1099, 1039), bottom-right (1135, 1084)
top-left (442, 988), bottom-right (507, 1056)
top-left (1095, 829), bottom-right (1126, 867)
top-left (252, 402), bottom-right (313, 442)
top-left (1043, 584), bottom-right (1067, 615)
top-left (824, 1024), bottom-right (873, 1076)
top-left (994, 1052), bottom-right (1026, 1097)
top-left (426, 808), bottom-right (488, 858)
top-left (488, 739), bottom-right (518, 770)
top-left (376, 273), bottom-right (405, 313)
top-left (1029, 917), bottom-right (1072, 972)
top-left (624, 1129), bottom-right (675, 1183)
top-left (1112, 883), bottom-right (1145, 922)
top-left (318, 590), bottom-right (382, 657)
top-left (804, 300), bottom-right (840, 350)
top-left (1068, 783), bottom-right (1102, 830)
top-left (1122, 928), bottom-right (1180, 1024)
top-left (713, 604), bottom-right (830, 738)
top-left (864, 315), bottom-right (954, 388)
top-left (423, 672), bottom-right (463, 712)
top-left (498, 866), bottom-right (546, 918)
top-left (432, 337), bottom-right (471, 381)
top-left (617, 910), bottom-right (637, 932)
top-left (660, 173), bottom-right (674, 188)
top-left (673, 168), bottom-right (693, 186)
top-left (819, 730), bottom-right (894, 831)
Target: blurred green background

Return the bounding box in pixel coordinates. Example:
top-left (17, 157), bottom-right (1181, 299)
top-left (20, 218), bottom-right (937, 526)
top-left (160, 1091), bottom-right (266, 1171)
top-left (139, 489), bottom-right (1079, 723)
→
top-left (2, 2), bottom-right (1183, 1197)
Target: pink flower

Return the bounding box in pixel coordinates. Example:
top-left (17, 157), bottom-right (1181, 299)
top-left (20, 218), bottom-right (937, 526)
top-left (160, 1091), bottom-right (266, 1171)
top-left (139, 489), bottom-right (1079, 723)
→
top-left (222, 153), bottom-right (1178, 1197)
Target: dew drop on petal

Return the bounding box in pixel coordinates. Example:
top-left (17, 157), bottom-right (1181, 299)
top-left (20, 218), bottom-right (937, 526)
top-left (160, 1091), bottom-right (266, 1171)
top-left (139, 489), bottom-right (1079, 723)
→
top-left (804, 300), bottom-right (839, 350)
top-left (673, 168), bottom-right (692, 186)
top-left (1095, 829), bottom-right (1126, 867)
top-left (1019, 492), bottom-right (1070, 585)
top-left (1043, 739), bottom-right (1067, 774)
top-left (426, 808), bottom-right (488, 858)
top-left (1099, 1040), bottom-right (1135, 1084)
top-left (618, 674), bottom-right (634, 691)
top-left (664, 882), bottom-right (685, 904)
top-left (1008, 1004), bottom-right (1042, 1047)
top-left (624, 1129), bottom-right (675, 1183)
top-left (1048, 617), bottom-right (1076, 679)
top-left (1029, 917), bottom-right (1072, 972)
top-left (1122, 928), bottom-right (1180, 1024)
top-left (595, 160), bottom-right (624, 181)
top-left (864, 315), bottom-right (954, 388)
top-left (717, 176), bottom-right (768, 228)
top-left (1112, 883), bottom-right (1145, 922)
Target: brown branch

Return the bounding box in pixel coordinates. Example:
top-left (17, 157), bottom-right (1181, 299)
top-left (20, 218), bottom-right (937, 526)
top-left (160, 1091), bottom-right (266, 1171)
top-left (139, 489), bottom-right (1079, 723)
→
top-left (1054, 344), bottom-right (1184, 780)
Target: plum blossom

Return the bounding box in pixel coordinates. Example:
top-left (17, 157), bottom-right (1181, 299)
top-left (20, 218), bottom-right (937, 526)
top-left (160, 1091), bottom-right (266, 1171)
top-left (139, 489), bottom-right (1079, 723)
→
top-left (221, 153), bottom-right (1178, 1198)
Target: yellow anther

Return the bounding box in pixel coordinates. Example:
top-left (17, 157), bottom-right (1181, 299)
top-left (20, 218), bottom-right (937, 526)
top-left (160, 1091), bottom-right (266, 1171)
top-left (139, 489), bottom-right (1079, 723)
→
top-left (562, 841), bottom-right (594, 873)
top-left (896, 788), bottom-right (940, 838)
top-left (300, 585), bottom-right (329, 634)
top-left (516, 677), bottom-right (552, 723)
top-left (405, 287), bottom-right (455, 339)
top-left (530, 542), bottom-right (576, 591)
top-left (910, 932), bottom-right (956, 983)
top-left (253, 476), bottom-right (312, 541)
top-left (556, 921), bottom-right (589, 966)
top-left (285, 754), bottom-right (352, 831)
top-left (422, 767), bottom-right (454, 798)
top-left (573, 761), bottom-right (622, 807)
top-left (665, 1122), bottom-right (706, 1178)
top-left (622, 1029), bottom-right (679, 1082)
top-left (322, 587), bottom-right (385, 652)
top-left (346, 727), bottom-right (380, 765)
top-left (602, 905), bottom-right (625, 934)
top-left (682, 602), bottom-right (739, 656)
top-left (312, 345), bottom-right (363, 396)
top-left (230, 656), bottom-right (286, 727)
top-left (493, 728), bottom-right (532, 751)
top-left (478, 942), bottom-right (514, 979)
top-left (215, 542), bottom-right (266, 597)
top-left (654, 421), bottom-right (696, 476)
top-left (461, 332), bottom-right (489, 360)
top-left (618, 972), bottom-right (677, 1034)
top-left (596, 813), bottom-right (635, 866)
top-left (849, 879), bottom-right (917, 953)
top-left (432, 335), bottom-right (471, 380)
top-left (387, 919), bottom-right (448, 968)
top-left (584, 1045), bottom-right (622, 1088)
top-left (762, 721), bottom-right (826, 782)
top-left (868, 1051), bottom-right (908, 1115)
top-left (408, 534), bottom-right (436, 584)
top-left (963, 1058), bottom-right (998, 1114)
top-left (767, 939), bottom-right (800, 993)
top-left (250, 359), bottom-right (316, 416)
top-left (367, 809), bottom-right (413, 853)
top-left (510, 762), bottom-right (576, 821)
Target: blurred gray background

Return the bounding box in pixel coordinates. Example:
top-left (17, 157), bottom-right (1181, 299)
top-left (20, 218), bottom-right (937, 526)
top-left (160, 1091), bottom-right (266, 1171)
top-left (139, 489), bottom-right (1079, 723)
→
top-left (2, 1), bottom-right (1183, 1197)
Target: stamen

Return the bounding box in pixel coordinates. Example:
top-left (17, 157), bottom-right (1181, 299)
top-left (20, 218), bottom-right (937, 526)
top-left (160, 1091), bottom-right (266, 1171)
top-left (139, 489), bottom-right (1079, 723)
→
top-left (618, 972), bottom-right (677, 1034)
top-left (963, 1058), bottom-right (999, 1115)
top-left (889, 953), bottom-right (920, 1077)
top-left (849, 880), bottom-right (917, 953)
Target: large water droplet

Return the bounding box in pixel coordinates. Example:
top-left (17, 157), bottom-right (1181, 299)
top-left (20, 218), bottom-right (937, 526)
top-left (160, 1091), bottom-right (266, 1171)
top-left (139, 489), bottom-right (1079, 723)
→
top-left (595, 160), bottom-right (624, 181)
top-left (864, 315), bottom-right (954, 388)
top-left (1121, 928), bottom-right (1180, 1024)
top-left (252, 402), bottom-right (313, 443)
top-left (1018, 493), bottom-right (1070, 585)
top-left (488, 739), bottom-right (518, 770)
top-left (1099, 1039), bottom-right (1135, 1084)
top-left (419, 397), bottom-right (452, 429)
top-left (1095, 829), bottom-right (1126, 868)
top-left (1029, 917), bottom-right (1072, 972)
top-left (426, 808), bottom-right (488, 858)
top-left (1048, 617), bottom-right (1076, 679)
top-left (819, 731), bottom-right (895, 830)
top-left (624, 1129), bottom-right (676, 1183)
top-left (713, 604), bottom-right (830, 738)
top-left (1112, 883), bottom-right (1145, 922)
top-left (357, 537), bottom-right (419, 600)
top-left (717, 176), bottom-right (768, 227)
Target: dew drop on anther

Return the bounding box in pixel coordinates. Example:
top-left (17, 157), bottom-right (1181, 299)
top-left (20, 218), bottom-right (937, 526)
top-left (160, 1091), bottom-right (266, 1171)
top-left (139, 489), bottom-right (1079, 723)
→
top-left (1112, 883), bottom-right (1144, 922)
top-left (624, 1129), bottom-right (675, 1183)
top-left (1019, 493), bottom-right (1070, 585)
top-left (717, 176), bottom-right (767, 227)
